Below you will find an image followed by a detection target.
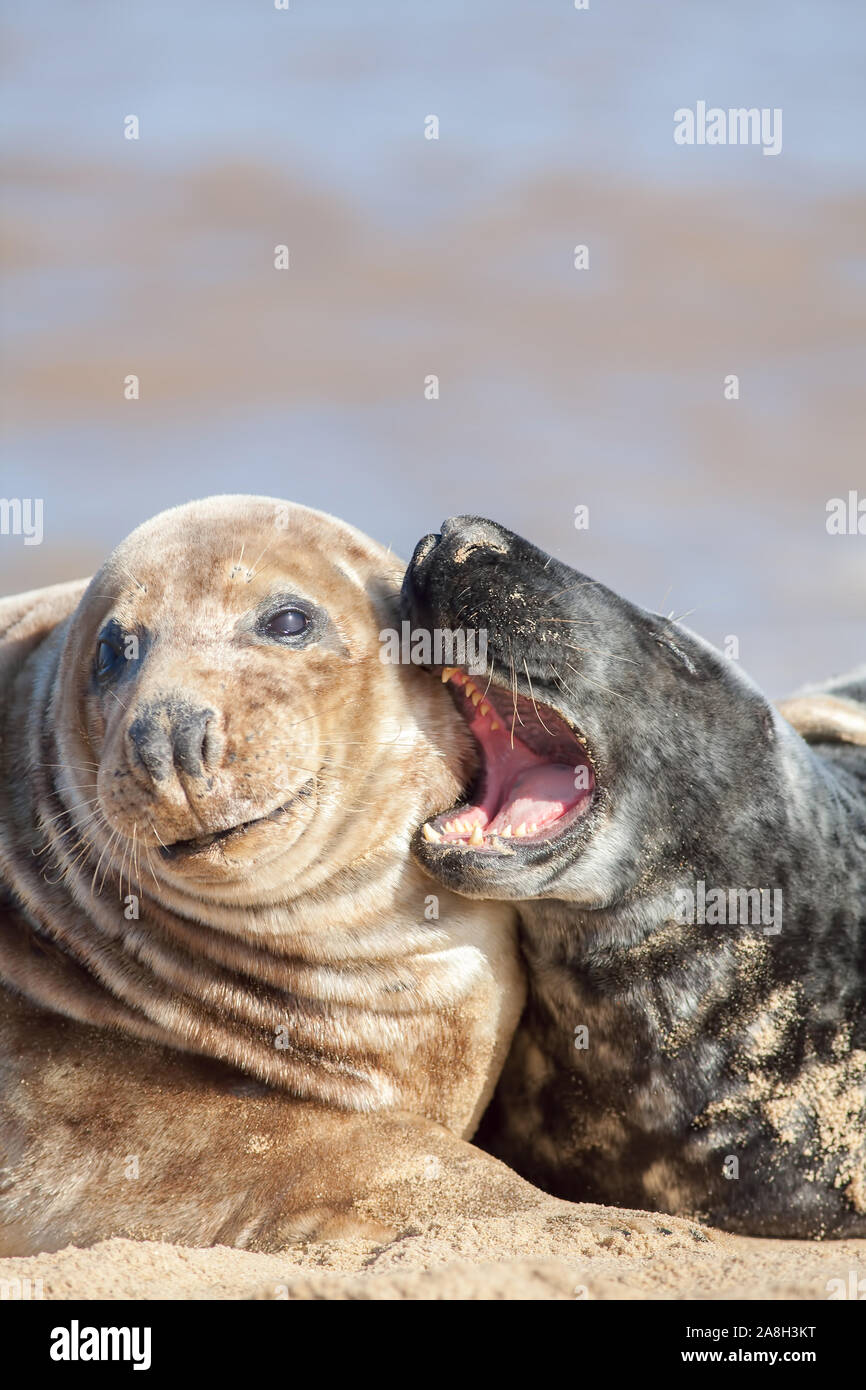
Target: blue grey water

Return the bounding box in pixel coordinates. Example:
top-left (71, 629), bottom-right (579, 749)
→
top-left (2, 0), bottom-right (865, 692)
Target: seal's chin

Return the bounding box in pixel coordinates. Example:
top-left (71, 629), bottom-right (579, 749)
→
top-left (418, 668), bottom-right (596, 855)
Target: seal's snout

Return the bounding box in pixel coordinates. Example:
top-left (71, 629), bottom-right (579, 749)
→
top-left (402, 516), bottom-right (510, 629)
top-left (127, 695), bottom-right (221, 787)
top-left (439, 516), bottom-right (511, 562)
top-left (421, 517), bottom-right (511, 574)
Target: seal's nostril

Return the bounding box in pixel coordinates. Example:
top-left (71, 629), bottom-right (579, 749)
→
top-left (128, 713), bottom-right (172, 784)
top-left (440, 516), bottom-right (509, 562)
top-left (410, 532), bottom-right (440, 567)
top-left (199, 711), bottom-right (223, 773)
top-left (172, 706), bottom-right (217, 780)
top-left (127, 698), bottom-right (220, 786)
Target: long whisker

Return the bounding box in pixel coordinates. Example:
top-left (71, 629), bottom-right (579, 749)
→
top-left (128, 822), bottom-right (140, 901)
top-left (558, 662), bottom-right (641, 710)
top-left (558, 642), bottom-right (640, 668)
top-left (115, 561), bottom-right (146, 594)
top-left (149, 821), bottom-right (168, 852)
top-left (34, 804), bottom-right (106, 861)
top-left (39, 796), bottom-right (102, 827)
top-left (480, 656), bottom-right (497, 700)
top-left (522, 658), bottom-right (557, 736)
top-left (93, 828), bottom-right (121, 896)
top-left (244, 535), bottom-right (280, 581)
top-left (507, 639), bottom-right (523, 748)
top-left (142, 839), bottom-right (161, 892)
top-left (43, 815), bottom-right (107, 883)
top-left (118, 833), bottom-right (132, 905)
top-left (540, 578), bottom-right (604, 603)
top-left (38, 762), bottom-right (100, 772)
top-left (533, 617), bottom-right (595, 626)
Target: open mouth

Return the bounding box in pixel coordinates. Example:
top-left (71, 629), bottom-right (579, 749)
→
top-left (421, 668), bottom-right (596, 853)
top-left (159, 781), bottom-right (314, 860)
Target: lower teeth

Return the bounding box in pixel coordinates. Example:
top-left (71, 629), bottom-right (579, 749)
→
top-left (423, 820), bottom-right (547, 844)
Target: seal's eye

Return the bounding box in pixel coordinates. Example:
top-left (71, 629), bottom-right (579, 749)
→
top-left (95, 638), bottom-right (122, 680)
top-left (265, 607), bottom-right (309, 639)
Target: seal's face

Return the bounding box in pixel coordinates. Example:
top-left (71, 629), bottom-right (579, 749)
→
top-left (54, 497), bottom-right (475, 900)
top-left (402, 515), bottom-right (778, 902)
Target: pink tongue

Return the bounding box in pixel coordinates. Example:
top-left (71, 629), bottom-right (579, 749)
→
top-left (488, 764), bottom-right (579, 834)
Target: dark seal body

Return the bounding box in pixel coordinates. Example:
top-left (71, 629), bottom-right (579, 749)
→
top-left (404, 516), bottom-right (866, 1237)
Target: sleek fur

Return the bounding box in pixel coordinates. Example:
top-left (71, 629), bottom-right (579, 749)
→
top-left (403, 516), bottom-right (866, 1238)
top-left (0, 497), bottom-right (537, 1253)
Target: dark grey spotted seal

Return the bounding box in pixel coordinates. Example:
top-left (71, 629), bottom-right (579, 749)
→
top-left (402, 515), bottom-right (866, 1238)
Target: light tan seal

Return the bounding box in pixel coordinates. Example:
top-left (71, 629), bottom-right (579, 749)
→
top-left (0, 496), bottom-right (541, 1255)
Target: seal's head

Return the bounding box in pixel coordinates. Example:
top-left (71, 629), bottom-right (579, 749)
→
top-left (52, 496), bottom-right (476, 903)
top-left (402, 515), bottom-right (788, 903)
top-left (1, 499), bottom-right (522, 1130)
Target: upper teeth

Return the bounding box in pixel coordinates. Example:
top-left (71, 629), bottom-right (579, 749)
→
top-left (429, 668), bottom-right (546, 848)
top-left (442, 668), bottom-right (505, 731)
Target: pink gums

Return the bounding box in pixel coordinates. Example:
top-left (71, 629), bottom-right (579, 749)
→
top-left (434, 673), bottom-right (593, 843)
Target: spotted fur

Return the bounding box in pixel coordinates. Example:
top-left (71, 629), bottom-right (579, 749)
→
top-left (404, 516), bottom-right (866, 1237)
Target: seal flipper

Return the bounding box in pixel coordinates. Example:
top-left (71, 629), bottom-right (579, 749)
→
top-left (777, 666), bottom-right (866, 747)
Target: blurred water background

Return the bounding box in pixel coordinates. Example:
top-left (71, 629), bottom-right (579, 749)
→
top-left (2, 0), bottom-right (864, 694)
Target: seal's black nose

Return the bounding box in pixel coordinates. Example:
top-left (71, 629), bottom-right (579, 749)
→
top-left (438, 516), bottom-right (511, 558)
top-left (401, 516), bottom-right (511, 629)
top-left (127, 697), bottom-right (219, 785)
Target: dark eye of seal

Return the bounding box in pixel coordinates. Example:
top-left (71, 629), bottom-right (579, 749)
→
top-left (264, 607), bottom-right (309, 640)
top-left (94, 635), bottom-right (122, 681)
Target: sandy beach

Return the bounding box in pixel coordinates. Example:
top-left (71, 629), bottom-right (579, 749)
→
top-left (3, 1200), bottom-right (864, 1301)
